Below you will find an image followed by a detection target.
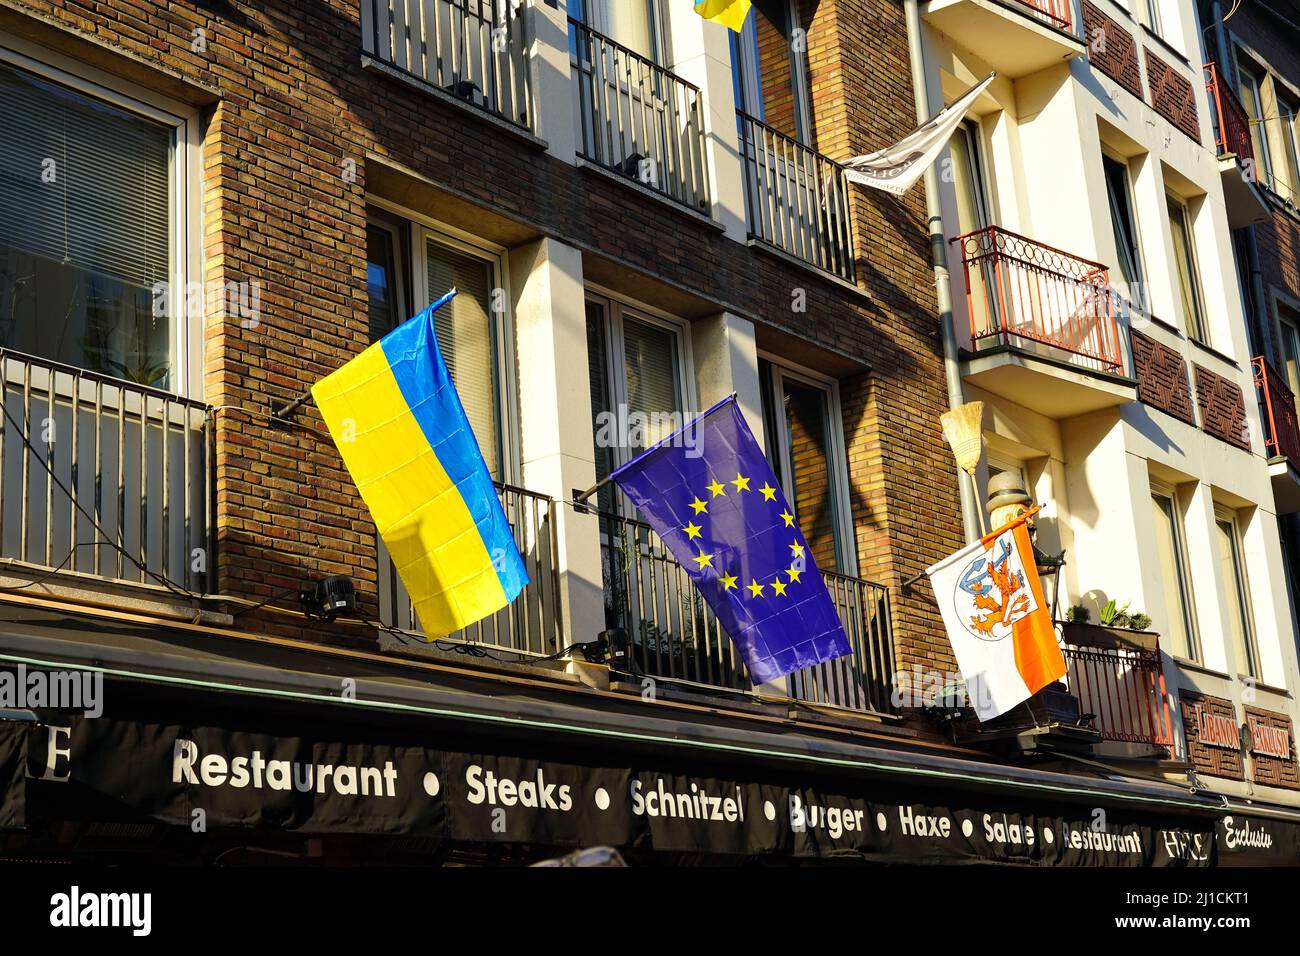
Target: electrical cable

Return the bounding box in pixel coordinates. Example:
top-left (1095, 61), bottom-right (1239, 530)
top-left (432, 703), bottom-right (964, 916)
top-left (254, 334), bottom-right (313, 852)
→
top-left (0, 541), bottom-right (102, 592)
top-left (0, 398), bottom-right (198, 601)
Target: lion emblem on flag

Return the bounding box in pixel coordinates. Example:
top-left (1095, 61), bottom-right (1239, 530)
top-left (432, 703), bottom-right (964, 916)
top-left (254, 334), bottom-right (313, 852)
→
top-left (953, 532), bottom-right (1039, 641)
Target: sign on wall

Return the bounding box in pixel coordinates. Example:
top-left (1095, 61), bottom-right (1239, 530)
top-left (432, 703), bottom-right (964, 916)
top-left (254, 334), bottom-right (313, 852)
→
top-left (1180, 693), bottom-right (1245, 781)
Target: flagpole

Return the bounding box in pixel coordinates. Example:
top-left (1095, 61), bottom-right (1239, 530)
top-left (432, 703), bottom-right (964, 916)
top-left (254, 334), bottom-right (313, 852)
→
top-left (272, 288), bottom-right (458, 421)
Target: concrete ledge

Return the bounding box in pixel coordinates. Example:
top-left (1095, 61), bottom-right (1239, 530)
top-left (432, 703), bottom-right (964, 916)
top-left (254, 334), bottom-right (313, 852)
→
top-left (574, 157), bottom-right (722, 231)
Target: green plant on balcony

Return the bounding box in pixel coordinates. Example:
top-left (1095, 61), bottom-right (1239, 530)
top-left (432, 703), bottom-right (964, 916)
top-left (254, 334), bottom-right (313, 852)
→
top-left (1066, 604), bottom-right (1090, 624)
top-left (1098, 599), bottom-right (1131, 628)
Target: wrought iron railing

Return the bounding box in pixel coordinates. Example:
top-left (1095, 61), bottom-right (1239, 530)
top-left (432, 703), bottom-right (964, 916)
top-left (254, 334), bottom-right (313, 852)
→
top-left (377, 481), bottom-right (562, 655)
top-left (1060, 637), bottom-right (1174, 747)
top-left (0, 350), bottom-right (213, 593)
top-left (362, 0), bottom-right (532, 130)
top-left (569, 19), bottom-right (710, 213)
top-left (599, 511), bottom-right (895, 714)
top-left (951, 225), bottom-right (1126, 373)
top-left (737, 110), bottom-right (856, 282)
top-left (1253, 355), bottom-right (1300, 470)
top-left (1015, 0), bottom-right (1072, 31)
top-left (1204, 61), bottom-right (1255, 168)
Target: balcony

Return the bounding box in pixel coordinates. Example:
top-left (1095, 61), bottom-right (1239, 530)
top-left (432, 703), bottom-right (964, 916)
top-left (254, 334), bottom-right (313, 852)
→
top-left (361, 0), bottom-right (533, 130)
top-left (1059, 622), bottom-right (1175, 754)
top-left (599, 512), bottom-right (896, 716)
top-left (1252, 356), bottom-right (1300, 513)
top-left (569, 20), bottom-right (710, 214)
top-left (952, 225), bottom-right (1136, 418)
top-left (0, 350), bottom-right (213, 594)
top-left (921, 0), bottom-right (1084, 79)
top-left (737, 111), bottom-right (856, 282)
top-left (1204, 62), bottom-right (1270, 228)
top-left (377, 482), bottom-right (564, 653)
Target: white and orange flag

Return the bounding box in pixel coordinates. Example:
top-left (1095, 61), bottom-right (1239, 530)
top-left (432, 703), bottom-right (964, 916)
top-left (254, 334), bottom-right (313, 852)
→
top-left (926, 510), bottom-right (1065, 721)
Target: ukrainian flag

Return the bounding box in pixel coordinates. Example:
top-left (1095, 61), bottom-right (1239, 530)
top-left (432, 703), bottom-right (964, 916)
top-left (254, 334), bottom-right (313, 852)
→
top-left (312, 291), bottom-right (528, 635)
top-left (694, 0), bottom-right (751, 32)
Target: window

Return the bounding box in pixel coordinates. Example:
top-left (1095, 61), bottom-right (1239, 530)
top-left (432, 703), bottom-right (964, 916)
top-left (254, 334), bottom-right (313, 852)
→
top-left (364, 207), bottom-right (512, 481)
top-left (1278, 90), bottom-right (1300, 200)
top-left (758, 358), bottom-right (854, 574)
top-left (0, 55), bottom-right (189, 390)
top-left (1135, 0), bottom-right (1160, 35)
top-left (1214, 510), bottom-right (1257, 677)
top-left (1103, 154), bottom-right (1145, 311)
top-left (1150, 487), bottom-right (1199, 660)
top-left (574, 0), bottom-right (665, 61)
top-left (1166, 193), bottom-right (1208, 342)
top-left (586, 295), bottom-right (690, 514)
top-left (1277, 302), bottom-right (1300, 398)
top-left (951, 120), bottom-right (992, 236)
top-left (1237, 60), bottom-right (1273, 186)
top-left (730, 0), bottom-right (810, 143)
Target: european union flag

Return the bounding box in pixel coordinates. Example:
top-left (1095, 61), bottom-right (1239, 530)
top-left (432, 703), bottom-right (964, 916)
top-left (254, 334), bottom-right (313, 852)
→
top-left (609, 396), bottom-right (852, 684)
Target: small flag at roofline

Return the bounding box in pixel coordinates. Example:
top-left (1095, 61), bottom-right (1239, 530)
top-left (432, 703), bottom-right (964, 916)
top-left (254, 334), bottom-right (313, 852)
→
top-left (694, 0), bottom-right (752, 32)
top-left (925, 509), bottom-right (1065, 721)
top-left (312, 290), bottom-right (528, 636)
top-left (608, 396), bottom-right (852, 684)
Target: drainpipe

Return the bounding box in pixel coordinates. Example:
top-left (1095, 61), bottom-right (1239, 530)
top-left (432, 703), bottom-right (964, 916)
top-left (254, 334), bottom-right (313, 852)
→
top-left (903, 0), bottom-right (981, 544)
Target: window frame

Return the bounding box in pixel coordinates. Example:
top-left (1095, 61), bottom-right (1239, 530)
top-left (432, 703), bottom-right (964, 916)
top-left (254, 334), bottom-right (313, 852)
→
top-left (1273, 292), bottom-right (1300, 398)
top-left (0, 36), bottom-right (201, 398)
top-left (757, 351), bottom-right (858, 577)
top-left (1235, 53), bottom-right (1274, 188)
top-left (586, 284), bottom-right (696, 517)
top-left (365, 197), bottom-right (521, 484)
top-left (1101, 149), bottom-right (1147, 313)
top-left (1149, 482), bottom-right (1201, 662)
top-left (1213, 505), bottom-right (1258, 678)
top-left (729, 0), bottom-right (813, 145)
top-left (1165, 191), bottom-right (1209, 344)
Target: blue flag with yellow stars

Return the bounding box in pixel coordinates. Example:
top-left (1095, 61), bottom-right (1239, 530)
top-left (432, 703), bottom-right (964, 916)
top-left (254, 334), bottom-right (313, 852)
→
top-left (608, 396), bottom-right (852, 684)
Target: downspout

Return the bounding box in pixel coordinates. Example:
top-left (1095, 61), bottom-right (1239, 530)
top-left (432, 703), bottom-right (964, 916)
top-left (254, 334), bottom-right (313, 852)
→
top-left (903, 0), bottom-right (981, 544)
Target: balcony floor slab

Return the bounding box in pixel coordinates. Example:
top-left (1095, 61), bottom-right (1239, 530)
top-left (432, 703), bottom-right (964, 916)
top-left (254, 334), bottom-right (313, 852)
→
top-left (961, 348), bottom-right (1137, 418)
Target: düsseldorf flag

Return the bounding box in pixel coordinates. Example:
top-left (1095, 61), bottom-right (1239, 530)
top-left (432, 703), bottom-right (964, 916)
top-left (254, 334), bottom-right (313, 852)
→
top-left (926, 511), bottom-right (1065, 721)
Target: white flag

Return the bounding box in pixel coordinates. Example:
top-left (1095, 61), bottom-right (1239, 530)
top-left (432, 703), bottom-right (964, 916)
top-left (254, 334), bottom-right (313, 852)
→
top-left (925, 513), bottom-right (1065, 721)
top-left (842, 73), bottom-right (996, 196)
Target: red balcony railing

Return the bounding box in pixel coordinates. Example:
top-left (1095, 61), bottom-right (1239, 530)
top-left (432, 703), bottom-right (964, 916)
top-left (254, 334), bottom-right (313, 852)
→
top-left (1253, 355), bottom-right (1300, 470)
top-left (951, 226), bottom-right (1125, 373)
top-left (1204, 62), bottom-right (1255, 168)
top-left (1016, 0), bottom-right (1072, 31)
top-left (1060, 632), bottom-right (1174, 748)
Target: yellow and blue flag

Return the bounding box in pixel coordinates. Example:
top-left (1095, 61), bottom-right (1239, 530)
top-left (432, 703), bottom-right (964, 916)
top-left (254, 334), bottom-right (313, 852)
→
top-left (694, 0), bottom-right (751, 32)
top-left (609, 396), bottom-right (851, 683)
top-left (312, 291), bottom-right (527, 635)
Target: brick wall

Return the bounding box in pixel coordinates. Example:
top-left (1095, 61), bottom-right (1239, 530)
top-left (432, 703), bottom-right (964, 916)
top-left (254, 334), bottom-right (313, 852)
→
top-left (1082, 2), bottom-right (1143, 100)
top-left (1245, 706), bottom-right (1300, 790)
top-left (1144, 50), bottom-right (1201, 144)
top-left (1193, 364), bottom-right (1251, 450)
top-left (1180, 692), bottom-right (1245, 781)
top-left (1131, 329), bottom-right (1196, 424)
top-left (3, 0), bottom-right (963, 675)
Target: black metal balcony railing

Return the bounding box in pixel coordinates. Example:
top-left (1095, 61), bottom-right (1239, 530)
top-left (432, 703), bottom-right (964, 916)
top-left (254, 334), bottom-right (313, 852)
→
top-left (600, 512), bottom-right (896, 715)
top-left (1058, 627), bottom-right (1174, 748)
top-left (362, 0), bottom-right (532, 130)
top-left (569, 19), bottom-right (711, 213)
top-left (737, 111), bottom-right (856, 282)
top-left (377, 482), bottom-right (563, 654)
top-left (0, 350), bottom-right (213, 593)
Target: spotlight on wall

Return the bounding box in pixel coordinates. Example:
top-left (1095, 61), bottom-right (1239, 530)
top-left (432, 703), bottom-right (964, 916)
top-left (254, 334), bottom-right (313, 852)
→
top-left (298, 575), bottom-right (357, 621)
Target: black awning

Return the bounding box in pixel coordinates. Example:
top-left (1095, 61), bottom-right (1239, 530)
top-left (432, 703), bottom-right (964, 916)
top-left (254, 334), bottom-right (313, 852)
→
top-left (0, 716), bottom-right (28, 829)
top-left (8, 681), bottom-right (1236, 866)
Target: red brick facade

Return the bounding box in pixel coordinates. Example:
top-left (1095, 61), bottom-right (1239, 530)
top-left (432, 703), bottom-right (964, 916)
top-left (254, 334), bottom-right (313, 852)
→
top-left (0, 1), bottom-right (962, 674)
top-left (1180, 692), bottom-right (1245, 781)
top-left (1131, 328), bottom-right (1196, 424)
top-left (1144, 49), bottom-right (1201, 144)
top-left (1193, 364), bottom-right (1251, 450)
top-left (1082, 2), bottom-right (1143, 100)
top-left (1245, 706), bottom-right (1300, 790)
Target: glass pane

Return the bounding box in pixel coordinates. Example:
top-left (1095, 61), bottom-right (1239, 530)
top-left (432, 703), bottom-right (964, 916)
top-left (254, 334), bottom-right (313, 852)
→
top-left (425, 238), bottom-right (501, 479)
top-left (1151, 494), bottom-right (1191, 658)
top-left (951, 124), bottom-right (988, 236)
top-left (781, 378), bottom-right (841, 572)
top-left (366, 223), bottom-right (400, 342)
top-left (1103, 157), bottom-right (1143, 297)
top-left (1280, 307), bottom-right (1300, 397)
top-left (1216, 519), bottom-right (1254, 675)
top-left (586, 302), bottom-right (616, 514)
top-left (594, 0), bottom-right (656, 59)
top-left (621, 315), bottom-right (681, 454)
top-left (1166, 196), bottom-right (1206, 341)
top-left (1237, 67), bottom-right (1272, 180)
top-left (0, 62), bottom-right (174, 388)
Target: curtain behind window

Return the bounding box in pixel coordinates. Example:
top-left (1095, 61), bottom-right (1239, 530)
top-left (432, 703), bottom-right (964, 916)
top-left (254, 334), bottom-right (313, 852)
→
top-left (425, 239), bottom-right (501, 480)
top-left (1103, 157), bottom-right (1143, 309)
top-left (1151, 493), bottom-right (1194, 659)
top-left (1166, 196), bottom-right (1206, 341)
